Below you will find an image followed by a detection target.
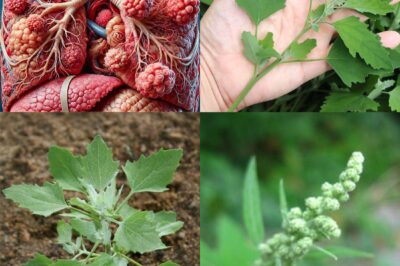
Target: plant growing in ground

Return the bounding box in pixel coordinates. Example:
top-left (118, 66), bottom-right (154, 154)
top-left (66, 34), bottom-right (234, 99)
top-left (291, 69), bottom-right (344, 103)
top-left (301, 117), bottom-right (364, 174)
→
top-left (200, 0), bottom-right (400, 112)
top-left (2, 135), bottom-right (183, 266)
top-left (201, 152), bottom-right (372, 266)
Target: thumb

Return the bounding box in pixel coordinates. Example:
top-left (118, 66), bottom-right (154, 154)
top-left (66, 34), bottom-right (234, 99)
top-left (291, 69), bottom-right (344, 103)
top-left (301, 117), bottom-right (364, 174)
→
top-left (379, 31), bottom-right (400, 48)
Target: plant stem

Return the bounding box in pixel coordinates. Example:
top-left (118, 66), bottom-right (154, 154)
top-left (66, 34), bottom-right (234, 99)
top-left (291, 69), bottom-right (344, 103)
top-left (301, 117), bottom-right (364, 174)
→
top-left (227, 59), bottom-right (282, 111)
top-left (282, 58), bottom-right (327, 64)
top-left (117, 252), bottom-right (143, 266)
top-left (227, 0), bottom-right (317, 111)
top-left (115, 190), bottom-right (134, 213)
top-left (84, 241), bottom-right (100, 263)
top-left (227, 25), bottom-right (311, 112)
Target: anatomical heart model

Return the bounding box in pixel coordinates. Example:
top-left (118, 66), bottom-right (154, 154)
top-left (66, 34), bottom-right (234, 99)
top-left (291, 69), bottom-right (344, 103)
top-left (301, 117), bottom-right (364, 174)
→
top-left (0, 0), bottom-right (200, 112)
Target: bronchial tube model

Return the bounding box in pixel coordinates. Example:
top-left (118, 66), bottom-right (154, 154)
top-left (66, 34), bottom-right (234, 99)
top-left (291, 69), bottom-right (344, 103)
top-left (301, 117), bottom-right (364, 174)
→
top-left (0, 0), bottom-right (200, 112)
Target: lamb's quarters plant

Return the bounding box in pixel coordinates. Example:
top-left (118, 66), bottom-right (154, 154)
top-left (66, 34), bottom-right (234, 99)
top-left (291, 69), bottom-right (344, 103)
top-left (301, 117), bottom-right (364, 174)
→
top-left (2, 135), bottom-right (184, 266)
top-left (200, 0), bottom-right (400, 112)
top-left (201, 152), bottom-right (374, 266)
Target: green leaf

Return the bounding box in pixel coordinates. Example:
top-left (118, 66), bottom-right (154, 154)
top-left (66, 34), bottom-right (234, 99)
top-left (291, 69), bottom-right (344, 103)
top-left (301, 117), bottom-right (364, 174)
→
top-left (154, 211), bottom-right (184, 237)
top-left (70, 218), bottom-right (98, 242)
top-left (333, 16), bottom-right (392, 69)
top-left (328, 39), bottom-right (373, 86)
top-left (259, 32), bottom-right (274, 49)
top-left (159, 262), bottom-right (179, 266)
top-left (321, 92), bottom-right (380, 112)
top-left (344, 0), bottom-right (394, 15)
top-left (51, 260), bottom-right (83, 266)
top-left (214, 216), bottom-right (259, 266)
top-left (243, 157), bottom-right (264, 245)
top-left (117, 203), bottom-right (139, 219)
top-left (242, 32), bottom-right (279, 65)
top-left (236, 0), bottom-right (285, 25)
top-left (368, 79), bottom-right (395, 100)
top-left (242, 32), bottom-right (262, 65)
top-left (3, 182), bottom-right (68, 216)
top-left (123, 149), bottom-right (182, 193)
top-left (57, 221), bottom-right (72, 244)
top-left (200, 240), bottom-right (218, 266)
top-left (89, 253), bottom-right (115, 266)
top-left (306, 245), bottom-right (374, 259)
top-left (390, 46), bottom-right (400, 69)
top-left (80, 135), bottom-right (119, 191)
top-left (287, 39), bottom-right (317, 60)
top-left (23, 254), bottom-right (52, 266)
top-left (48, 146), bottom-right (84, 192)
top-left (115, 211), bottom-right (166, 254)
top-left (389, 86), bottom-right (400, 111)
top-left (279, 179), bottom-right (288, 227)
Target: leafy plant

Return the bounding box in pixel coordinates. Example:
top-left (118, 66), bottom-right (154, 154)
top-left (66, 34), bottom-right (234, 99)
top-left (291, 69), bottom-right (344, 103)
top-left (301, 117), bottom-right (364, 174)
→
top-left (202, 152), bottom-right (374, 266)
top-left (2, 135), bottom-right (184, 266)
top-left (201, 0), bottom-right (400, 112)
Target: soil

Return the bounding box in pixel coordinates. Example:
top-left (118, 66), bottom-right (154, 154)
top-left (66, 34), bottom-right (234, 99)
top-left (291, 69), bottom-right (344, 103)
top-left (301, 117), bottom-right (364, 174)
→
top-left (0, 113), bottom-right (200, 266)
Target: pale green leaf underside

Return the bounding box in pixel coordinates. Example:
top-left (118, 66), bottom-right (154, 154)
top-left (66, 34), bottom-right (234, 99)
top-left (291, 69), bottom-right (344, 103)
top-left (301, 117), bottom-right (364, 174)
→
top-left (57, 220), bottom-right (72, 244)
top-left (123, 149), bottom-right (182, 193)
top-left (3, 182), bottom-right (68, 216)
top-left (48, 146), bottom-right (84, 192)
top-left (345, 0), bottom-right (393, 15)
top-left (115, 211), bottom-right (166, 254)
top-left (321, 92), bottom-right (379, 112)
top-left (236, 0), bottom-right (285, 25)
top-left (81, 135), bottom-right (119, 191)
top-left (154, 211), bottom-right (184, 237)
top-left (333, 16), bottom-right (392, 69)
top-left (242, 32), bottom-right (279, 65)
top-left (88, 253), bottom-right (115, 266)
top-left (242, 31), bottom-right (262, 64)
top-left (70, 218), bottom-right (97, 243)
top-left (328, 39), bottom-right (373, 86)
top-left (243, 157), bottom-right (264, 245)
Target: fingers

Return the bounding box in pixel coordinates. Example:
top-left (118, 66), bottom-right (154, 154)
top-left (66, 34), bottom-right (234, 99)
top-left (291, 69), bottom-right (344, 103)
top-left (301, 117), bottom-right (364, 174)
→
top-left (327, 8), bottom-right (367, 23)
top-left (379, 31), bottom-right (400, 48)
top-left (392, 0), bottom-right (400, 4)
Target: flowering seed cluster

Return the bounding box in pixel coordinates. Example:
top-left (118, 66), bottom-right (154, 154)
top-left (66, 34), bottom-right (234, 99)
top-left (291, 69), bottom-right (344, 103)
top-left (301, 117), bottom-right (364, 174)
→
top-left (256, 152), bottom-right (364, 265)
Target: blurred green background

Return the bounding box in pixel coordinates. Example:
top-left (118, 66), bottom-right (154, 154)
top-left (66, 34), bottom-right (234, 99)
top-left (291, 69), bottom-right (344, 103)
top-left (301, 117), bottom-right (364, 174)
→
top-left (201, 113), bottom-right (400, 266)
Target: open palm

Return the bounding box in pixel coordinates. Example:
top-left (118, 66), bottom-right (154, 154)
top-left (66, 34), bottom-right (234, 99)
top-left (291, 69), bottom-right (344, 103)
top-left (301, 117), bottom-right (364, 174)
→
top-left (200, 0), bottom-right (400, 111)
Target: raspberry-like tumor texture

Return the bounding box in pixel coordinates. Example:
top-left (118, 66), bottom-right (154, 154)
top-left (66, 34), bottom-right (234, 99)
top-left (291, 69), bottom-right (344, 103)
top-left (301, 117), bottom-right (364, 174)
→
top-left (5, 0), bottom-right (28, 15)
top-left (61, 45), bottom-right (84, 70)
top-left (136, 63), bottom-right (176, 99)
top-left (95, 9), bottom-right (113, 27)
top-left (104, 48), bottom-right (130, 72)
top-left (123, 0), bottom-right (152, 19)
top-left (168, 0), bottom-right (200, 24)
top-left (26, 15), bottom-right (46, 33)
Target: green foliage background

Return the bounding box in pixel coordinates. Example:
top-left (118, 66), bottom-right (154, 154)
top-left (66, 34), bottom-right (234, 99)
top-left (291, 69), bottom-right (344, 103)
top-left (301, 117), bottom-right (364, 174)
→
top-left (201, 113), bottom-right (400, 265)
top-left (200, 0), bottom-right (400, 112)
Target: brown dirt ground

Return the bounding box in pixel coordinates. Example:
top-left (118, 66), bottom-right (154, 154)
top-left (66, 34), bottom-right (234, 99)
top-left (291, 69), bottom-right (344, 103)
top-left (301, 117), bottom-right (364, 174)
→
top-left (0, 113), bottom-right (200, 266)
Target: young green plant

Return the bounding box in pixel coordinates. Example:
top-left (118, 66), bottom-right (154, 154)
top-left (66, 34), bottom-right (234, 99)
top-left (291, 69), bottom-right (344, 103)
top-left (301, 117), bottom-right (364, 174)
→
top-left (228, 0), bottom-right (400, 111)
top-left (2, 135), bottom-right (184, 266)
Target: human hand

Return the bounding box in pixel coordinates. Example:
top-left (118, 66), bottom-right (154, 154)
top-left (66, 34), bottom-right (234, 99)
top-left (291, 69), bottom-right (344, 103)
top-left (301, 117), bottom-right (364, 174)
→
top-left (200, 0), bottom-right (400, 111)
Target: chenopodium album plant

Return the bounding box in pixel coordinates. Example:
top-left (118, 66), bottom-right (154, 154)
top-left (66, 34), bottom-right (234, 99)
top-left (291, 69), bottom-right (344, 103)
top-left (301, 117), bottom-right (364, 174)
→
top-left (2, 135), bottom-right (184, 266)
top-left (227, 0), bottom-right (400, 111)
top-left (203, 152), bottom-right (369, 266)
top-left (255, 152), bottom-right (365, 265)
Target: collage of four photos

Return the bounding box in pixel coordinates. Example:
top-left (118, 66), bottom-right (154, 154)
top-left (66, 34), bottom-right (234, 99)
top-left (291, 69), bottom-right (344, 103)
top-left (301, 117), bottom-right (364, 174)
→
top-left (1, 0), bottom-right (400, 265)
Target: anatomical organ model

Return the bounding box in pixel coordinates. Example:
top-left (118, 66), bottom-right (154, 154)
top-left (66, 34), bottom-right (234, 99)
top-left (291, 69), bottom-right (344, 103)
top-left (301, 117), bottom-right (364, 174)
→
top-left (0, 0), bottom-right (200, 112)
